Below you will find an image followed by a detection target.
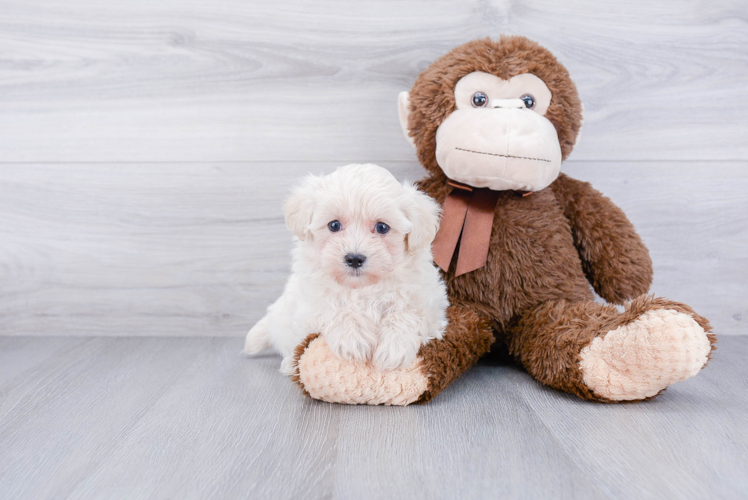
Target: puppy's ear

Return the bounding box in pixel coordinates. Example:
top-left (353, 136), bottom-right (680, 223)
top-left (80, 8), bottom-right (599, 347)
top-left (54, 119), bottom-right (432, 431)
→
top-left (401, 183), bottom-right (441, 254)
top-left (283, 175), bottom-right (320, 241)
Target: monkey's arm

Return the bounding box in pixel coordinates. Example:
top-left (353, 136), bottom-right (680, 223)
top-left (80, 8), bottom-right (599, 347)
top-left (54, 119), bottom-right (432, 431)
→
top-left (290, 304), bottom-right (494, 405)
top-left (551, 173), bottom-right (653, 304)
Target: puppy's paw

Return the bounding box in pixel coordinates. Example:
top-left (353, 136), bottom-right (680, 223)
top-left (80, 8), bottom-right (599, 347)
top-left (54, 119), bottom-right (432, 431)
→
top-left (279, 356), bottom-right (295, 376)
top-left (372, 327), bottom-right (422, 371)
top-left (244, 319), bottom-right (270, 355)
top-left (323, 317), bottom-right (377, 363)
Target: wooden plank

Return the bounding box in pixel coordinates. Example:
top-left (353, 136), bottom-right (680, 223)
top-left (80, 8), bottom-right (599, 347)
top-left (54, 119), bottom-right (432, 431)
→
top-left (0, 336), bottom-right (745, 499)
top-left (0, 0), bottom-right (746, 162)
top-left (0, 161), bottom-right (745, 337)
top-left (327, 368), bottom-right (608, 500)
top-left (519, 336), bottom-right (748, 500)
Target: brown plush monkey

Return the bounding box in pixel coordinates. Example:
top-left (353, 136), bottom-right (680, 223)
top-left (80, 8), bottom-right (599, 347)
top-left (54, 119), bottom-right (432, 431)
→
top-left (290, 36), bottom-right (716, 405)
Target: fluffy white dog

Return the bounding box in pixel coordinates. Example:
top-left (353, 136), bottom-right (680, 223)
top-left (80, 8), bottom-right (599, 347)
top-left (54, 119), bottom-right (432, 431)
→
top-left (244, 163), bottom-right (449, 374)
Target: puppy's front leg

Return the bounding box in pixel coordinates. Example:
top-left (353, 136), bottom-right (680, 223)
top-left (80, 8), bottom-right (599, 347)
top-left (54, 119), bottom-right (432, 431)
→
top-left (373, 312), bottom-right (428, 371)
top-left (323, 310), bottom-right (378, 364)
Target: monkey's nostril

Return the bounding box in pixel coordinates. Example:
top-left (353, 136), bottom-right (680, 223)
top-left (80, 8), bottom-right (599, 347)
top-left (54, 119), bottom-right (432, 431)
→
top-left (344, 253), bottom-right (366, 269)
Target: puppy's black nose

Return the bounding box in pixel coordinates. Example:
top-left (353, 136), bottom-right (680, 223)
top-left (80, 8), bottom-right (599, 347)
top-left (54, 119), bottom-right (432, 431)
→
top-left (345, 253), bottom-right (366, 269)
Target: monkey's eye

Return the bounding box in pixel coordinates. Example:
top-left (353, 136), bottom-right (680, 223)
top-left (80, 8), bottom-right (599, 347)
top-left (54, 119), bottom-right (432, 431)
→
top-left (328, 220), bottom-right (342, 232)
top-left (471, 92), bottom-right (488, 108)
top-left (520, 94), bottom-right (536, 109)
top-left (374, 222), bottom-right (390, 235)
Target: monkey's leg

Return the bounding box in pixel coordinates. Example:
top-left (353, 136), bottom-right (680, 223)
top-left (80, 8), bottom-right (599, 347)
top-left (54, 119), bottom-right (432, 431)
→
top-left (507, 296), bottom-right (717, 402)
top-left (290, 304), bottom-right (493, 405)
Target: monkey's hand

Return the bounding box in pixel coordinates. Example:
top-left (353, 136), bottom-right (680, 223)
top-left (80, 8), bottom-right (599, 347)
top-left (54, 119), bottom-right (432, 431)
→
top-left (551, 173), bottom-right (653, 304)
top-left (290, 305), bottom-right (493, 405)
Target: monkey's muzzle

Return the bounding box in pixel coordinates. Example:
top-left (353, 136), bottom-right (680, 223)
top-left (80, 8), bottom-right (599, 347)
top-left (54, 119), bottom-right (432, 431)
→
top-left (435, 107), bottom-right (562, 192)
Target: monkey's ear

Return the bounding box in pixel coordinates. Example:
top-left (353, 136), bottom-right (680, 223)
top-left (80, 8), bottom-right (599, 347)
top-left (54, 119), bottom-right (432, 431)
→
top-left (283, 175), bottom-right (320, 241)
top-left (398, 91), bottom-right (416, 148)
top-left (573, 102), bottom-right (585, 149)
top-left (402, 183), bottom-right (441, 255)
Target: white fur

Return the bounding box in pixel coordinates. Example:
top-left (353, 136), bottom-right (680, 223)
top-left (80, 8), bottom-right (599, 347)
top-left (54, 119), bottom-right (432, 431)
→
top-left (244, 164), bottom-right (449, 374)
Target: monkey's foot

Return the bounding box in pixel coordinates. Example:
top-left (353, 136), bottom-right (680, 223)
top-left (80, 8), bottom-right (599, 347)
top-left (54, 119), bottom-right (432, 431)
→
top-left (291, 335), bottom-right (428, 406)
top-left (579, 307), bottom-right (715, 401)
top-left (291, 305), bottom-right (493, 405)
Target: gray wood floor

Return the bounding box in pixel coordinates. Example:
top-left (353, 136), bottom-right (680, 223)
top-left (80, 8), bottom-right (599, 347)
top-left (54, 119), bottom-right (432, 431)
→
top-left (0, 336), bottom-right (746, 500)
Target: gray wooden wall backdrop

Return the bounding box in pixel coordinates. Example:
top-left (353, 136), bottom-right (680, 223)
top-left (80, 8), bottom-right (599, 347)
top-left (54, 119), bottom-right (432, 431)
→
top-left (0, 0), bottom-right (746, 337)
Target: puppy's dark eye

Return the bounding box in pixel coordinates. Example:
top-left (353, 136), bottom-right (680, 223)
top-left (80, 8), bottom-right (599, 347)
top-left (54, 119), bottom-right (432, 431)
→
top-left (471, 92), bottom-right (488, 108)
top-left (328, 220), bottom-right (342, 232)
top-left (520, 94), bottom-right (536, 109)
top-left (374, 222), bottom-right (390, 235)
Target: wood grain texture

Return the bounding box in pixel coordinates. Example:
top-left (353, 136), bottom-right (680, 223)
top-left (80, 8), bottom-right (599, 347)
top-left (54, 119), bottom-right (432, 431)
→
top-left (0, 336), bottom-right (746, 500)
top-left (0, 0), bottom-right (746, 162)
top-left (1, 161), bottom-right (745, 337)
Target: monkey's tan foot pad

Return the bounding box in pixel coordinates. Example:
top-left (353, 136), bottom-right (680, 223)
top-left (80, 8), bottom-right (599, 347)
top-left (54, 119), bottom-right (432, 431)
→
top-left (291, 334), bottom-right (427, 406)
top-left (579, 309), bottom-right (713, 401)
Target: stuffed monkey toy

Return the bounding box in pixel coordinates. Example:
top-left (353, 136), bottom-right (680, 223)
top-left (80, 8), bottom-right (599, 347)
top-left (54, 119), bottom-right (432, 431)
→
top-left (290, 36), bottom-right (716, 405)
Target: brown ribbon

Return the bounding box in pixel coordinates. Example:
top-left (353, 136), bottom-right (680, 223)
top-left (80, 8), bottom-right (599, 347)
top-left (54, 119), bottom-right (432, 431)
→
top-left (432, 184), bottom-right (472, 274)
top-left (433, 182), bottom-right (533, 276)
top-left (432, 182), bottom-right (500, 276)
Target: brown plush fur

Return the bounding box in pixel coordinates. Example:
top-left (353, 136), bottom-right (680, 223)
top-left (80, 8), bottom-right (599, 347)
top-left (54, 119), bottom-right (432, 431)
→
top-left (551, 174), bottom-right (653, 304)
top-left (406, 36), bottom-right (715, 403)
top-left (416, 304), bottom-right (495, 403)
top-left (290, 333), bottom-right (320, 398)
top-left (408, 36), bottom-right (583, 178)
top-left (415, 169), bottom-right (665, 402)
top-left (507, 296), bottom-right (716, 402)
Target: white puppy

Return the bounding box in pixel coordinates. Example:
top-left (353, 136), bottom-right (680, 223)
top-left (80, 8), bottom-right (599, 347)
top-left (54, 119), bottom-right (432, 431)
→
top-left (244, 163), bottom-right (448, 374)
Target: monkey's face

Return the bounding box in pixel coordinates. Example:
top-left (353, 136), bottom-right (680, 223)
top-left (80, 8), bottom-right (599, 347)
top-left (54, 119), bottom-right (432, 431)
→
top-left (433, 72), bottom-right (561, 192)
top-left (398, 37), bottom-right (583, 193)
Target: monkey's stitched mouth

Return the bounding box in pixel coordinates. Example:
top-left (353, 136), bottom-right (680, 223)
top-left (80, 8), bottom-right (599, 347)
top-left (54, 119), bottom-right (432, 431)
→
top-left (455, 147), bottom-right (550, 163)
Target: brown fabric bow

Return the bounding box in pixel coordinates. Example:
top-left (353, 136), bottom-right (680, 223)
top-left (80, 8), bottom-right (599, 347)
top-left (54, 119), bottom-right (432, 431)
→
top-left (432, 182), bottom-right (533, 276)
